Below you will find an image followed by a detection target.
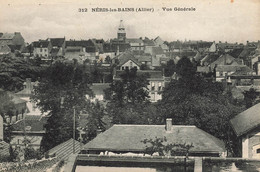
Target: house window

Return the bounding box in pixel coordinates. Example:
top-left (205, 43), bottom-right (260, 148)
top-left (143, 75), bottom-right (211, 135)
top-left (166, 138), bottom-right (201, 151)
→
top-left (122, 67), bottom-right (124, 70)
top-left (45, 49), bottom-right (47, 52)
top-left (130, 61), bottom-right (133, 68)
top-left (151, 82), bottom-right (155, 91)
top-left (158, 82), bottom-right (162, 91)
top-left (257, 148), bottom-right (260, 154)
top-left (219, 71), bottom-right (223, 76)
top-left (40, 48), bottom-right (42, 52)
top-left (126, 66), bottom-right (129, 70)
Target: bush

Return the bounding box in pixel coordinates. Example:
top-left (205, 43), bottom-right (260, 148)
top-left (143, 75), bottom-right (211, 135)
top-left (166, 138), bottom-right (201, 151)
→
top-left (24, 147), bottom-right (42, 160)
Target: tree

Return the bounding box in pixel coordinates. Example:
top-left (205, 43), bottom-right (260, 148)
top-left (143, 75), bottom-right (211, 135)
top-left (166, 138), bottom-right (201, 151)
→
top-left (142, 137), bottom-right (194, 157)
top-left (0, 89), bottom-right (15, 143)
top-left (158, 56), bottom-right (245, 156)
top-left (32, 61), bottom-right (93, 152)
top-left (163, 59), bottom-right (176, 77)
top-left (0, 54), bottom-right (44, 91)
top-left (81, 102), bottom-right (106, 143)
top-left (104, 56), bottom-right (111, 64)
top-left (104, 68), bottom-right (152, 124)
top-left (90, 67), bottom-right (104, 83)
top-left (243, 88), bottom-right (259, 108)
top-left (175, 56), bottom-right (196, 81)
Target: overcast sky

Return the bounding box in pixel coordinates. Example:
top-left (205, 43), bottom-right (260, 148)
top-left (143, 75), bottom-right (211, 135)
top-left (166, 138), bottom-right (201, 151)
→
top-left (0, 0), bottom-right (259, 43)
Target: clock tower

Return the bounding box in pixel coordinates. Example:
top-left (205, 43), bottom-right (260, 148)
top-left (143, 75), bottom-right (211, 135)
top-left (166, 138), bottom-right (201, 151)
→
top-left (117, 20), bottom-right (126, 41)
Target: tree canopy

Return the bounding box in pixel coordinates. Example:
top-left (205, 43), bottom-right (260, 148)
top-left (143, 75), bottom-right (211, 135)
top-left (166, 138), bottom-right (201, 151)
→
top-left (32, 61), bottom-right (93, 152)
top-left (0, 89), bottom-right (15, 143)
top-left (0, 54), bottom-right (44, 92)
top-left (104, 68), bottom-right (154, 124)
top-left (158, 56), bottom-right (244, 155)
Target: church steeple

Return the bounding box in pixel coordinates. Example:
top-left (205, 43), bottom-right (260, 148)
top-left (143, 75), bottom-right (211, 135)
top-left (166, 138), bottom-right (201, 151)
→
top-left (117, 20), bottom-right (126, 40)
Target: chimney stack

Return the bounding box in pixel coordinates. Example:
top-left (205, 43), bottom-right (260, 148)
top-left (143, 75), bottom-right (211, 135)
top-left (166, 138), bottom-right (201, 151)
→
top-left (166, 118), bottom-right (172, 132)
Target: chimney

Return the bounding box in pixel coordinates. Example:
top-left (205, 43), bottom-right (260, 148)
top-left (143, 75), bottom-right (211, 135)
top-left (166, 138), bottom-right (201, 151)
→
top-left (166, 118), bottom-right (172, 132)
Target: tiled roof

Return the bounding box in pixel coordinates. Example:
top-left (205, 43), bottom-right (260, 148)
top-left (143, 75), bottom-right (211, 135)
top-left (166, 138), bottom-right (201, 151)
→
top-left (136, 55), bottom-right (151, 62)
top-left (216, 65), bottom-right (252, 73)
top-left (115, 70), bottom-right (163, 80)
top-left (47, 138), bottom-right (81, 159)
top-left (12, 115), bottom-right (46, 132)
top-left (194, 52), bottom-right (202, 61)
top-left (143, 38), bottom-right (155, 46)
top-left (50, 48), bottom-right (59, 56)
top-left (0, 40), bottom-right (13, 47)
top-left (50, 38), bottom-right (65, 47)
top-left (118, 58), bottom-right (141, 67)
top-left (0, 33), bottom-right (15, 40)
top-left (0, 141), bottom-right (10, 158)
top-left (126, 38), bottom-right (143, 44)
top-left (137, 70), bottom-right (163, 79)
top-left (65, 40), bottom-right (96, 52)
top-left (210, 54), bottom-right (238, 68)
top-left (0, 44), bottom-right (11, 54)
top-left (90, 83), bottom-right (110, 96)
top-left (217, 43), bottom-right (244, 51)
top-left (33, 40), bottom-right (49, 48)
top-left (117, 51), bottom-right (140, 66)
top-left (8, 45), bottom-right (22, 52)
top-left (197, 41), bottom-right (212, 48)
top-left (154, 36), bottom-right (163, 42)
top-left (230, 103), bottom-right (260, 137)
top-left (152, 47), bottom-right (164, 55)
top-left (201, 54), bottom-right (219, 66)
top-left (65, 47), bottom-right (81, 52)
top-left (83, 125), bottom-right (225, 154)
top-left (169, 41), bottom-right (182, 49)
top-left (197, 66), bottom-right (211, 73)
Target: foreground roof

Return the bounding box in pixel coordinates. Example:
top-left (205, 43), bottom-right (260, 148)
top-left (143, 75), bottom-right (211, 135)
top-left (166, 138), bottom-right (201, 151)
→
top-left (83, 125), bottom-right (225, 153)
top-left (47, 138), bottom-right (81, 159)
top-left (230, 103), bottom-right (260, 137)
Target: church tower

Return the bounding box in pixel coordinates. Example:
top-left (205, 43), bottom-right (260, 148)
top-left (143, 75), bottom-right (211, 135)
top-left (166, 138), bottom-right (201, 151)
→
top-left (117, 20), bottom-right (126, 41)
